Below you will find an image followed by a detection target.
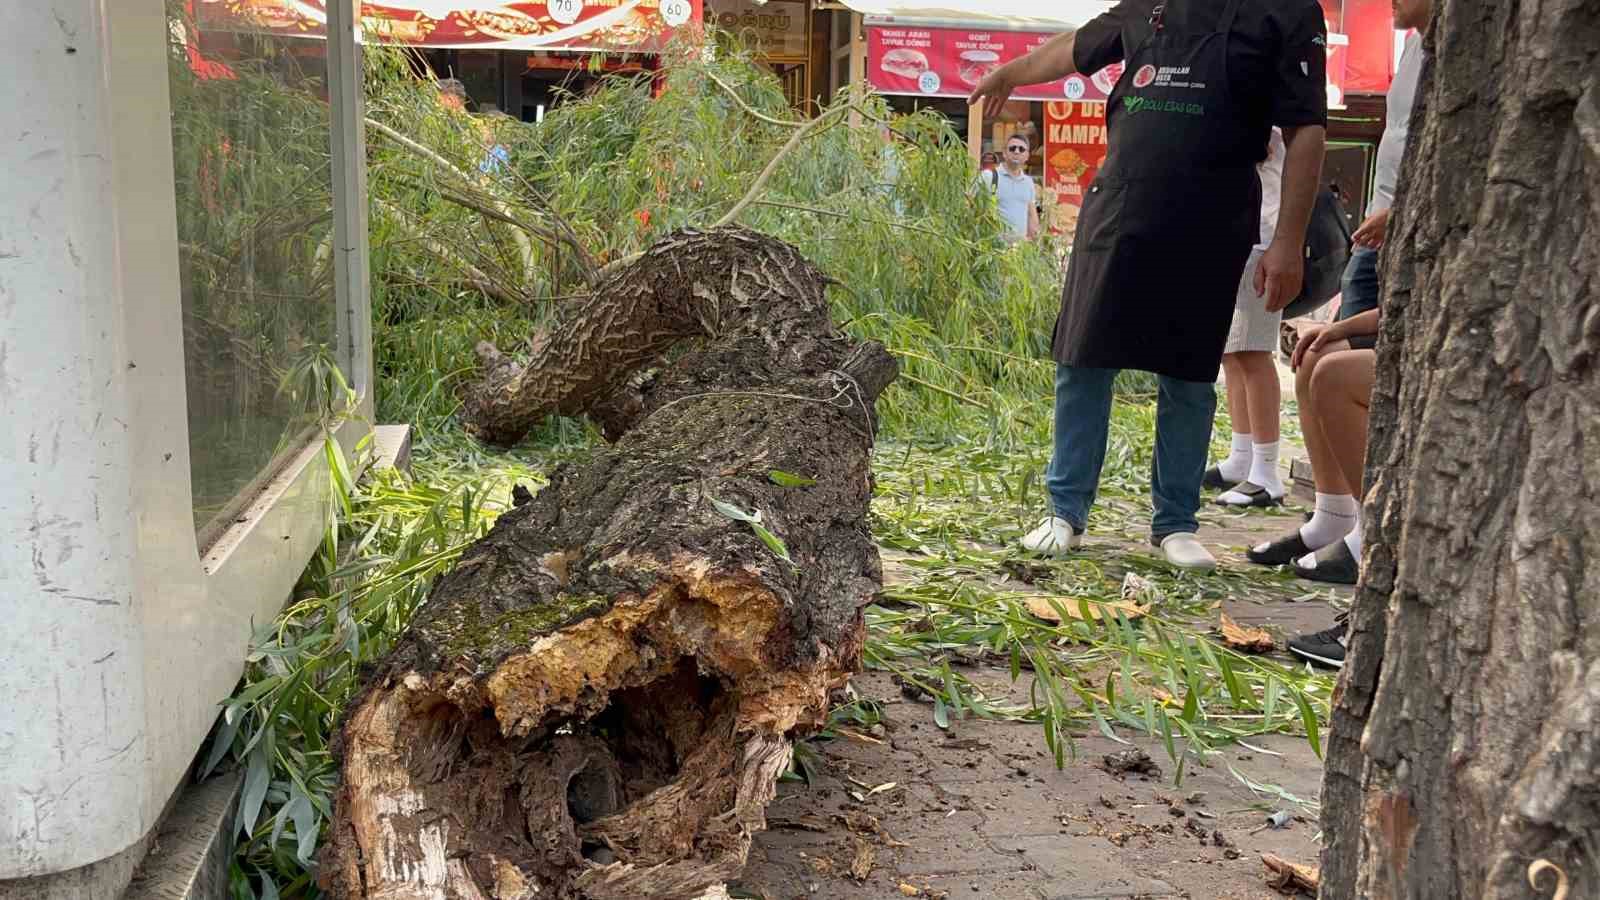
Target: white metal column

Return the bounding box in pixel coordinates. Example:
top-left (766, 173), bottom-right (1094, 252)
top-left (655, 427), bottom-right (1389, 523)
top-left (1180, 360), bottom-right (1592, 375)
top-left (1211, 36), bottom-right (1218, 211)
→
top-left (0, 0), bottom-right (156, 874)
top-left (0, 0), bottom-right (373, 884)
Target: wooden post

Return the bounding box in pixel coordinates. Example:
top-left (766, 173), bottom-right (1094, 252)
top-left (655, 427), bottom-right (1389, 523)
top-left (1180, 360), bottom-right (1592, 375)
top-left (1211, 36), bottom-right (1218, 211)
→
top-left (847, 12), bottom-right (865, 128)
top-left (967, 106), bottom-right (983, 161)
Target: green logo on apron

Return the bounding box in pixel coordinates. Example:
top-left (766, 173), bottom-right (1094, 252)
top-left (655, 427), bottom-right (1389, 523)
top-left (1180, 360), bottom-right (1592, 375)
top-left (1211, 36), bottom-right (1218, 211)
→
top-left (1122, 96), bottom-right (1206, 117)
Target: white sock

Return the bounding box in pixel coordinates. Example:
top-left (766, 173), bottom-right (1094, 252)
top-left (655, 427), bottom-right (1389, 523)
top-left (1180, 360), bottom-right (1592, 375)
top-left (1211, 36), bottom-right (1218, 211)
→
top-left (1344, 518), bottom-right (1364, 559)
top-left (1247, 441), bottom-right (1284, 496)
top-left (1299, 492), bottom-right (1358, 549)
top-left (1218, 432), bottom-right (1251, 480)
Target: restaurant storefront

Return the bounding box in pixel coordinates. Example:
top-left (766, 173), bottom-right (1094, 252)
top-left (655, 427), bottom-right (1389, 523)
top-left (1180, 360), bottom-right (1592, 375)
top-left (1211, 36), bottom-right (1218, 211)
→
top-left (198, 0), bottom-right (704, 120)
top-left (706, 0), bottom-right (817, 109)
top-left (841, 0), bottom-right (1403, 238)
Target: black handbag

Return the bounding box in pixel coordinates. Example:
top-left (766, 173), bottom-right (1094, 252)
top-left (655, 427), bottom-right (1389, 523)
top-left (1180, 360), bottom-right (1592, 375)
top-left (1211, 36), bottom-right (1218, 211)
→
top-left (1281, 186), bottom-right (1354, 320)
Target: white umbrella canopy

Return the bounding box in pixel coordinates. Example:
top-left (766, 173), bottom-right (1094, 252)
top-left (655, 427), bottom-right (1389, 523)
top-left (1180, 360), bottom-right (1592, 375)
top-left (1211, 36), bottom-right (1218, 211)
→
top-left (835, 0), bottom-right (1116, 30)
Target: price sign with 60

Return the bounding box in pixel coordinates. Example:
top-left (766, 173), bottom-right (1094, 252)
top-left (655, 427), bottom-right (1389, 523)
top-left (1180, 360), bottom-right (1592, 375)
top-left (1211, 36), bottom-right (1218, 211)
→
top-left (659, 0), bottom-right (691, 26)
top-left (548, 0), bottom-right (584, 25)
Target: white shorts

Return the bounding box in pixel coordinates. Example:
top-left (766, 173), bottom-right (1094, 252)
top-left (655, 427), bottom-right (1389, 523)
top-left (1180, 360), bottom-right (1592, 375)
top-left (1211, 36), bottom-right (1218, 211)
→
top-left (1224, 249), bottom-right (1282, 355)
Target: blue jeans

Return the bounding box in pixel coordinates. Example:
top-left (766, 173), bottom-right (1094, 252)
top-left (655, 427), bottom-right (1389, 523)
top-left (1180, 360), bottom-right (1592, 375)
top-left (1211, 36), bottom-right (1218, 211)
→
top-left (1045, 365), bottom-right (1217, 543)
top-left (1338, 246), bottom-right (1380, 320)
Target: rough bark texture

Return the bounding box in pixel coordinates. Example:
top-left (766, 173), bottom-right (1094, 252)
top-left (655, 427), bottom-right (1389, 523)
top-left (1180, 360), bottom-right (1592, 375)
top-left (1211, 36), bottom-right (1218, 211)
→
top-left (1320, 2), bottom-right (1599, 898)
top-left (319, 228), bottom-right (897, 899)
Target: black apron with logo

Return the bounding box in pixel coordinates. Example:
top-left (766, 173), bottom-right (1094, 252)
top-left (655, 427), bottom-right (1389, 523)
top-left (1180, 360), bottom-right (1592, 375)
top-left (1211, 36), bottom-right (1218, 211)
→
top-left (1052, 0), bottom-right (1264, 383)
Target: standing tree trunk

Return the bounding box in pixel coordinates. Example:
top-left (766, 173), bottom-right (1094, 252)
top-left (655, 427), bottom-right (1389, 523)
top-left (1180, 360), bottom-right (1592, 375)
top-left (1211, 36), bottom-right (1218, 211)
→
top-left (319, 228), bottom-right (897, 900)
top-left (1320, 2), bottom-right (1599, 898)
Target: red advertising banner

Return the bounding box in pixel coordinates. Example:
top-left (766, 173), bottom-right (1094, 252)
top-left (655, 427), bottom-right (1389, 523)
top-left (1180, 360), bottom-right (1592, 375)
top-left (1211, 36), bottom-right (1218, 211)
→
top-left (197, 0), bottom-right (702, 52)
top-left (868, 26), bottom-right (1117, 102)
top-left (1042, 100), bottom-right (1109, 239)
top-left (1341, 0), bottom-right (1397, 94)
top-left (1319, 0), bottom-right (1398, 98)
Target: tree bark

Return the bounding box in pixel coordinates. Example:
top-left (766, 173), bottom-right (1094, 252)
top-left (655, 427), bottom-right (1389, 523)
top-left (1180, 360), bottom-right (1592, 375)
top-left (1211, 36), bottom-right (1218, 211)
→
top-left (1320, 2), bottom-right (1599, 898)
top-left (319, 228), bottom-right (897, 899)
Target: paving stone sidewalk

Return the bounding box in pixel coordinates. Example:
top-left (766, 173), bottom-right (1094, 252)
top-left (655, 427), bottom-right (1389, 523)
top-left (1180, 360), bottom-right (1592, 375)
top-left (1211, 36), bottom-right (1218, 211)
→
top-left (735, 504), bottom-right (1348, 900)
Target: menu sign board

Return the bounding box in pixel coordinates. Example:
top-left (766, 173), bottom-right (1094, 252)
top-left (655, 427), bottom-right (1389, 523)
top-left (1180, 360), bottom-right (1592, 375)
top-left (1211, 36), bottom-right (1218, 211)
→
top-left (197, 0), bottom-right (702, 52)
top-left (706, 0), bottom-right (807, 59)
top-left (1042, 100), bottom-right (1110, 239)
top-left (868, 25), bottom-right (1117, 102)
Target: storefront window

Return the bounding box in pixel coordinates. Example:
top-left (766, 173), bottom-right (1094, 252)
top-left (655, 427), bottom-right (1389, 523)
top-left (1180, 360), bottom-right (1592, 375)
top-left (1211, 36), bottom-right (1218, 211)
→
top-left (165, 3), bottom-right (339, 546)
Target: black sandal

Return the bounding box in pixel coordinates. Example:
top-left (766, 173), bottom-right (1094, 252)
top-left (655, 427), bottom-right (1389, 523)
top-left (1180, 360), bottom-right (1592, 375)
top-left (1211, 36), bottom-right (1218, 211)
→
top-left (1214, 481), bottom-right (1284, 509)
top-left (1202, 466), bottom-right (1231, 490)
top-left (1293, 539), bottom-right (1360, 585)
top-left (1247, 531), bottom-right (1313, 566)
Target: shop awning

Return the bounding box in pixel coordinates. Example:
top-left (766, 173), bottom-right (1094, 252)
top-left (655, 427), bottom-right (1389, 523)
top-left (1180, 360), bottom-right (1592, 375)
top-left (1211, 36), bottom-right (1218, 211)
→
top-left (835, 0), bottom-right (1115, 31)
top-left (856, 0), bottom-right (1119, 103)
top-left (196, 1), bottom-right (703, 53)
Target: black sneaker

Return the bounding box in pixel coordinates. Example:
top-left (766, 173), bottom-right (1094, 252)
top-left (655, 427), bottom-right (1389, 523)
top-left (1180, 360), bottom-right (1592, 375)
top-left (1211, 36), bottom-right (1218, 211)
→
top-left (1288, 614), bottom-right (1348, 669)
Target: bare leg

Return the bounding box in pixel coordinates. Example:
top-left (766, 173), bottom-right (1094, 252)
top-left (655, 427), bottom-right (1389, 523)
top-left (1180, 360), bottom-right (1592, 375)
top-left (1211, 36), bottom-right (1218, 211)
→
top-left (1221, 354), bottom-right (1251, 435)
top-left (1309, 349), bottom-right (1377, 502)
top-left (1214, 355), bottom-right (1253, 483)
top-left (1244, 338), bottom-right (1362, 556)
top-left (1295, 340), bottom-right (1353, 496)
top-left (1293, 348), bottom-right (1378, 572)
top-left (1233, 351), bottom-right (1279, 444)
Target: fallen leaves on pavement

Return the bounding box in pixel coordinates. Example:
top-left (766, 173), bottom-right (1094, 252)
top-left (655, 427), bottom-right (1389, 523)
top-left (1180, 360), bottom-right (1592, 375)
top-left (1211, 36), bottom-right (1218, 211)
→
top-left (1025, 594), bottom-right (1146, 623)
top-left (1219, 613), bottom-right (1277, 653)
top-left (849, 838), bottom-right (876, 881)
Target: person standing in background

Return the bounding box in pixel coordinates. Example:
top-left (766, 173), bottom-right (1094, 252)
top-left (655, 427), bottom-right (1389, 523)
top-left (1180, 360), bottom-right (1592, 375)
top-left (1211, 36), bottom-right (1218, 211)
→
top-left (1340, 25), bottom-right (1424, 318)
top-left (981, 135), bottom-right (1040, 242)
top-left (1247, 7), bottom-right (1426, 578)
top-left (1259, 0), bottom-right (1433, 670)
top-left (970, 0), bottom-right (1328, 570)
top-left (435, 77), bottom-right (468, 113)
top-left (1210, 127), bottom-right (1289, 507)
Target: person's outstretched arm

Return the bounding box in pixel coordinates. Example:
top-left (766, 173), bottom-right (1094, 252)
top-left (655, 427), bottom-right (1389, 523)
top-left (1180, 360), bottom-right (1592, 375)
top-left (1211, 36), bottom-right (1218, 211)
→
top-left (967, 32), bottom-right (1081, 118)
top-left (968, 6), bottom-right (1126, 119)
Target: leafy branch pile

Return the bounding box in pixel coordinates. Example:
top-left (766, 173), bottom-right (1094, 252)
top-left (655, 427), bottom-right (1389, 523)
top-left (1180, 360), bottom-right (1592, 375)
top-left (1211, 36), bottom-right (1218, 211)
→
top-left (864, 434), bottom-right (1333, 789)
top-left (359, 39), bottom-right (1077, 443)
top-left (188, 30), bottom-right (1331, 900)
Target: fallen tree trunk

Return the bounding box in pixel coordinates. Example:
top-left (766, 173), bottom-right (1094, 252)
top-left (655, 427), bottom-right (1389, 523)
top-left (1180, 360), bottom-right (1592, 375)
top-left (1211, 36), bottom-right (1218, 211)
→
top-left (320, 228), bottom-right (897, 900)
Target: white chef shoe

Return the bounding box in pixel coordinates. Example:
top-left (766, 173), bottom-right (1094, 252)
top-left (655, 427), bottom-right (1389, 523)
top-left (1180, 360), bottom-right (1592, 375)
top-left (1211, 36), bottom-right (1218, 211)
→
top-left (1021, 517), bottom-right (1082, 557)
top-left (1159, 532), bottom-right (1216, 570)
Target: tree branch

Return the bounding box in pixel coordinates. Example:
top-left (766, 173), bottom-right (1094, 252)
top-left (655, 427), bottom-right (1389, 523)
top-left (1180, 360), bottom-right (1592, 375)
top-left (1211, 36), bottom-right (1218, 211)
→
top-left (713, 105), bottom-right (853, 229)
top-left (749, 199), bottom-right (967, 242)
top-left (702, 71), bottom-right (805, 128)
top-left (367, 116), bottom-right (600, 286)
top-left (373, 197), bottom-right (532, 306)
top-left (365, 116), bottom-right (476, 184)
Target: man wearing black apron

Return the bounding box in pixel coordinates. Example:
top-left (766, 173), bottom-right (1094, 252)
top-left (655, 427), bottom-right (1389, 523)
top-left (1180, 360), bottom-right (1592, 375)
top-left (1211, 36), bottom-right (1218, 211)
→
top-left (970, 0), bottom-right (1328, 569)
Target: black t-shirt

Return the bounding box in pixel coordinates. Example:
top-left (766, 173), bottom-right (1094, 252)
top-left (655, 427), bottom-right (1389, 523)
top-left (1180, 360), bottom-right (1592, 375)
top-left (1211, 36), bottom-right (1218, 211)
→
top-left (1073, 0), bottom-right (1329, 136)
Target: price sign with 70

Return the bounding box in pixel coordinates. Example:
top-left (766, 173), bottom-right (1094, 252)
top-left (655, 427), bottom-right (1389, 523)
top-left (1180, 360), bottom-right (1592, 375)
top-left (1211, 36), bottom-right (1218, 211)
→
top-left (548, 0), bottom-right (584, 25)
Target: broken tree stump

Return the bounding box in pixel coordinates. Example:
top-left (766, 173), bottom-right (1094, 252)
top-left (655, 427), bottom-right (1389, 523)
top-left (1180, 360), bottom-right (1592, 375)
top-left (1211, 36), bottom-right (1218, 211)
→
top-left (319, 228), bottom-right (897, 900)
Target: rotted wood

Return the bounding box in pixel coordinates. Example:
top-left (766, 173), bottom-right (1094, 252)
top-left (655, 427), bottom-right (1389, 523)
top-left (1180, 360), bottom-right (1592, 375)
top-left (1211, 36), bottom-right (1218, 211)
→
top-left (320, 227), bottom-right (897, 900)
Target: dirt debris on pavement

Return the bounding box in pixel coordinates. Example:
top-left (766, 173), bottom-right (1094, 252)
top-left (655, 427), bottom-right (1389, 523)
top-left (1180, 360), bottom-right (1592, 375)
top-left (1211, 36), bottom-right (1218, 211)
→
top-left (1261, 853), bottom-right (1320, 895)
top-left (1104, 748), bottom-right (1164, 778)
top-left (731, 507), bottom-right (1345, 899)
